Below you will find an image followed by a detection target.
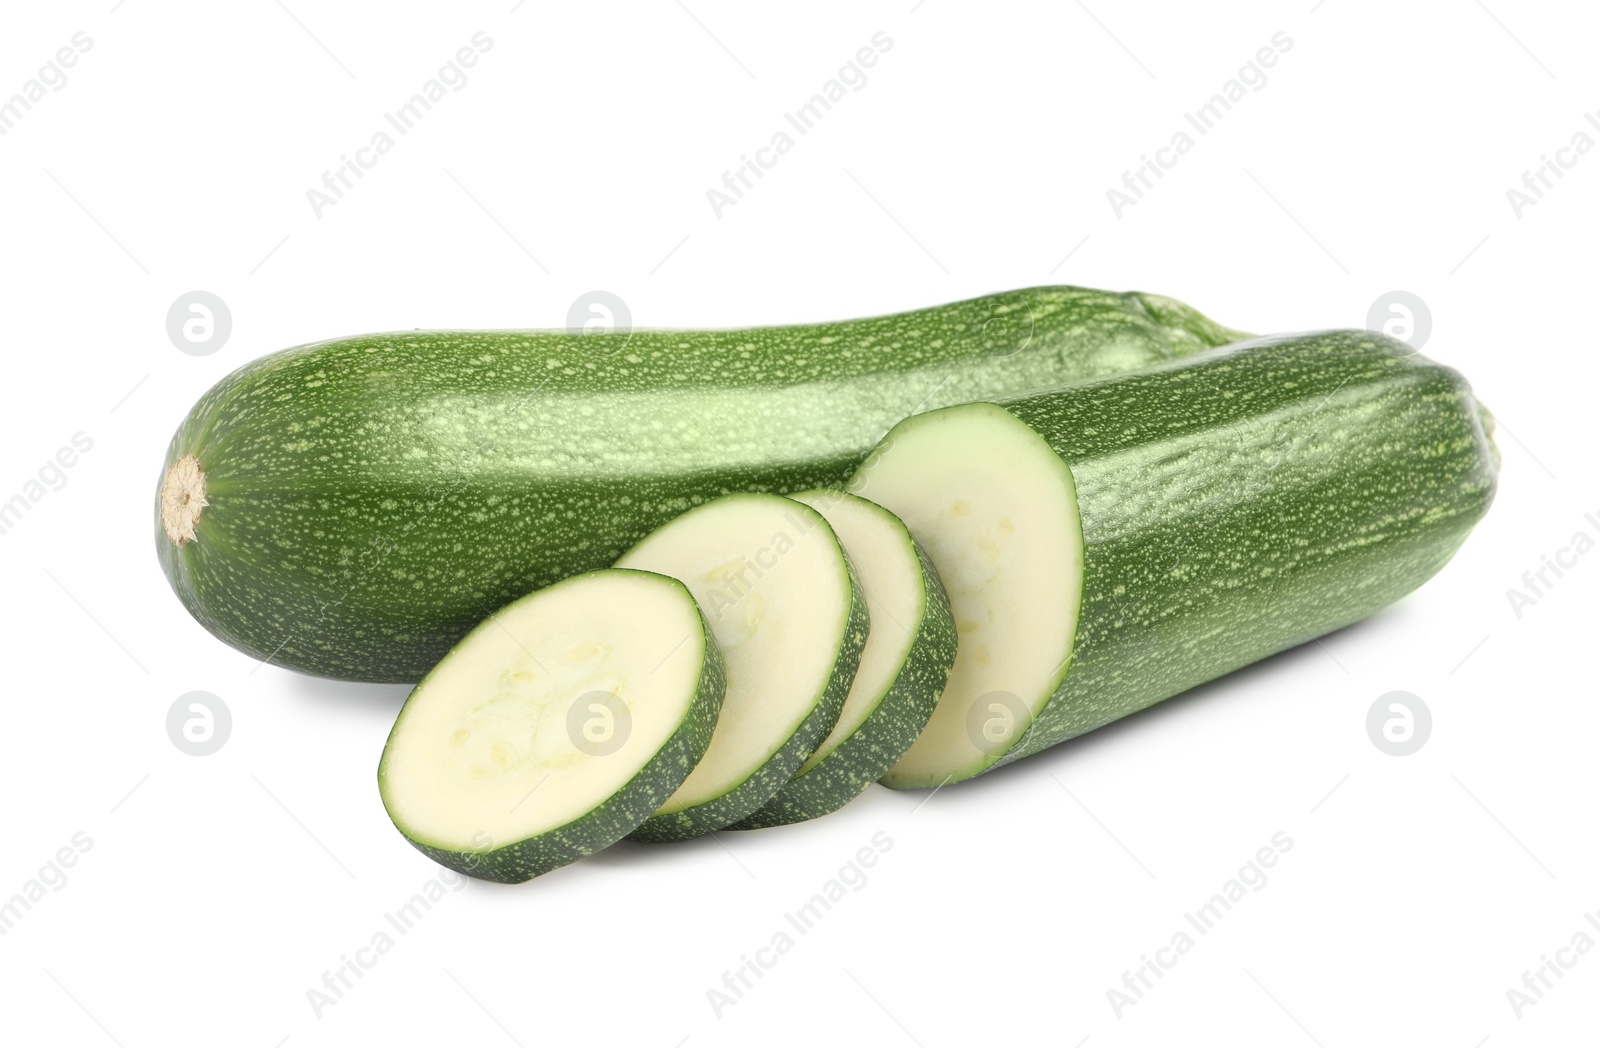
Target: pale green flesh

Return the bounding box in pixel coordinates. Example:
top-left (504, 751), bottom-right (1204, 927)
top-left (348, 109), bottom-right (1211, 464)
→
top-left (730, 489), bottom-right (957, 828)
top-left (380, 571), bottom-right (708, 852)
top-left (849, 406), bottom-right (1083, 787)
top-left (789, 491), bottom-right (926, 775)
top-left (614, 494), bottom-right (855, 818)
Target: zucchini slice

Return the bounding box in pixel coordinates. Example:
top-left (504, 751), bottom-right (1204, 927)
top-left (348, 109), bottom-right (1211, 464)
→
top-left (377, 569), bottom-right (724, 882)
top-left (731, 491), bottom-right (957, 828)
top-left (850, 408), bottom-right (1080, 788)
top-left (614, 494), bottom-right (868, 840)
top-left (852, 331), bottom-right (1498, 788)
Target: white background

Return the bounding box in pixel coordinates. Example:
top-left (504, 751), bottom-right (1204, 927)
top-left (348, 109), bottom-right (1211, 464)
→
top-left (0, 1), bottom-right (1594, 1045)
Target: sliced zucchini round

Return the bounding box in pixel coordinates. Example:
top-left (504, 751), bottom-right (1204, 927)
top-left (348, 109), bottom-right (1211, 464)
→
top-left (731, 491), bottom-right (957, 828)
top-left (377, 569), bottom-right (724, 882)
top-left (614, 493), bottom-right (868, 841)
top-left (850, 403), bottom-right (1083, 789)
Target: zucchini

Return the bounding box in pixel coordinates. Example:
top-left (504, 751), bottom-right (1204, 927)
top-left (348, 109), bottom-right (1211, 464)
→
top-left (730, 491), bottom-right (957, 828)
top-left (154, 286), bottom-right (1248, 682)
top-left (613, 493), bottom-right (868, 840)
top-left (849, 331), bottom-right (1498, 787)
top-left (377, 569), bottom-right (724, 882)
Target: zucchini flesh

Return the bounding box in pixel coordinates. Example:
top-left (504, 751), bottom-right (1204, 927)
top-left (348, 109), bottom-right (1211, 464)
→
top-left (154, 286), bottom-right (1248, 682)
top-left (377, 570), bottom-right (723, 882)
top-left (851, 331), bottom-right (1498, 787)
top-left (732, 491), bottom-right (956, 828)
top-left (848, 410), bottom-right (1082, 787)
top-left (613, 494), bottom-right (868, 840)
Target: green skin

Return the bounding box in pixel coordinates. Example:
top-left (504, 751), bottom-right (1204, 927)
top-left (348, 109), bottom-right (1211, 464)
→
top-left (154, 286), bottom-right (1248, 682)
top-left (730, 496), bottom-right (958, 829)
top-left (628, 549), bottom-right (870, 842)
top-left (866, 331), bottom-right (1500, 786)
top-left (377, 570), bottom-right (727, 883)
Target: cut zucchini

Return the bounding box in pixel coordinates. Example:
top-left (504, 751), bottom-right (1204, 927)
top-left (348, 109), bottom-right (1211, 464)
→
top-left (377, 569), bottom-right (724, 882)
top-left (850, 410), bottom-right (1079, 788)
top-left (614, 494), bottom-right (868, 840)
top-left (852, 331), bottom-right (1498, 787)
top-left (731, 491), bottom-right (957, 828)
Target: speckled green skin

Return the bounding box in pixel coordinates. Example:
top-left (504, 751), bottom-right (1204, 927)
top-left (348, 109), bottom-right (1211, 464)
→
top-left (628, 519), bottom-right (871, 842)
top-left (377, 570), bottom-right (726, 883)
top-left (729, 496), bottom-right (957, 829)
top-left (869, 331), bottom-right (1499, 786)
top-left (154, 287), bottom-right (1248, 682)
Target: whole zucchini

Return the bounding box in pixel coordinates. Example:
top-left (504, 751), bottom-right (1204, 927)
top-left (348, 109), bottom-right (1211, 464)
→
top-left (155, 286), bottom-right (1247, 681)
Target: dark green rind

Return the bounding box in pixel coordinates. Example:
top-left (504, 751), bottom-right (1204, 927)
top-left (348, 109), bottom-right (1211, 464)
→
top-left (729, 501), bottom-right (958, 829)
top-left (937, 331), bottom-right (1498, 783)
top-left (155, 286), bottom-right (1249, 682)
top-left (627, 556), bottom-right (871, 843)
top-left (377, 570), bottom-right (726, 883)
